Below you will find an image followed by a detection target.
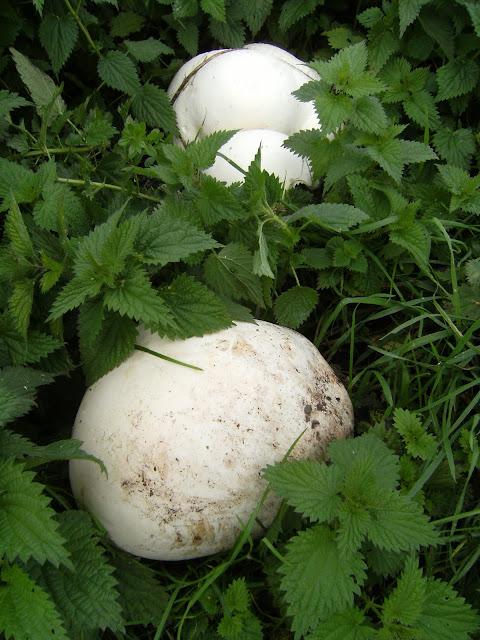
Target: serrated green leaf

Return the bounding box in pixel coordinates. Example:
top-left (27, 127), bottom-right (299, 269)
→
top-left (399, 0), bottom-right (433, 36)
top-left (135, 208), bottom-right (218, 265)
top-left (307, 606), bottom-right (374, 640)
top-left (204, 243), bottom-right (265, 307)
top-left (367, 26), bottom-right (400, 71)
top-left (9, 279), bottom-right (34, 335)
top-left (209, 14), bottom-right (245, 48)
top-left (48, 276), bottom-right (103, 321)
top-left (403, 90), bottom-right (441, 130)
top-left (461, 0), bottom-right (480, 37)
top-left (9, 47), bottom-right (66, 120)
top-left (366, 139), bottom-right (404, 181)
top-left (0, 90), bottom-right (31, 118)
top-left (201, 0), bottom-right (226, 22)
top-left (279, 0), bottom-right (318, 31)
top-left (301, 248), bottom-right (332, 270)
top-left (399, 140), bottom-right (438, 165)
top-left (253, 225), bottom-right (274, 278)
top-left (336, 504), bottom-right (372, 555)
top-left (0, 564), bottom-right (68, 640)
top-left (30, 511), bottom-right (124, 636)
top-left (393, 408), bottom-right (438, 460)
top-left (289, 203), bottom-right (369, 232)
top-left (173, 0), bottom-right (198, 19)
top-left (110, 11), bottom-right (145, 38)
top-left (0, 366), bottom-right (54, 427)
top-left (285, 131), bottom-right (339, 181)
top-left (103, 266), bottom-right (174, 326)
top-left (21, 439), bottom-right (106, 472)
top-left (224, 577), bottom-right (250, 613)
top-left (0, 159), bottom-right (40, 209)
top-left (239, 0), bottom-right (272, 35)
top-left (0, 457), bottom-right (71, 567)
top-left (125, 38), bottom-right (174, 62)
top-left (188, 130), bottom-right (237, 170)
top-left (176, 20), bottom-right (199, 56)
top-left (314, 92), bottom-right (353, 135)
top-left (97, 50), bottom-right (140, 95)
top-left (280, 524), bottom-right (367, 638)
top-left (436, 57), bottom-right (479, 101)
top-left (217, 613), bottom-right (244, 638)
top-left (39, 13), bottom-right (79, 73)
top-left (131, 82), bottom-right (178, 134)
top-left (196, 175), bottom-right (244, 225)
top-left (382, 556), bottom-right (426, 626)
top-left (351, 95), bottom-right (388, 134)
top-left (416, 576), bottom-right (480, 639)
top-left (1, 320), bottom-right (64, 367)
top-left (274, 286), bottom-right (318, 329)
top-left (33, 183), bottom-right (86, 235)
top-left (433, 127), bottom-right (476, 169)
top-left (4, 199), bottom-right (34, 259)
top-left (328, 433), bottom-right (400, 491)
top-left (111, 554), bottom-right (168, 626)
top-left (367, 491), bottom-right (439, 551)
top-left (358, 7), bottom-right (383, 28)
top-left (79, 311), bottom-right (137, 384)
top-left (466, 258), bottom-right (480, 287)
top-left (390, 220), bottom-right (430, 262)
top-left (158, 274), bottom-right (232, 339)
top-left (420, 11), bottom-right (455, 59)
top-left (40, 253), bottom-right (63, 293)
top-left (263, 459), bottom-right (343, 522)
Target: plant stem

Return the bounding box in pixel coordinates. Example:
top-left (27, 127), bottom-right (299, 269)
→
top-left (63, 0), bottom-right (103, 59)
top-left (56, 177), bottom-right (164, 204)
top-left (23, 146), bottom-right (94, 158)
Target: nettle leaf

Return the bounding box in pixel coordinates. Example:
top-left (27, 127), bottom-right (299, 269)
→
top-left (0, 90), bottom-right (31, 118)
top-left (285, 131), bottom-right (340, 181)
top-left (39, 13), bottom-right (79, 73)
top-left (4, 199), bottom-right (35, 258)
top-left (433, 127), bottom-right (476, 169)
top-left (307, 606), bottom-right (374, 640)
top-left (224, 577), bottom-right (250, 613)
top-left (176, 19), bottom-right (199, 56)
top-left (239, 0), bottom-right (272, 35)
top-left (159, 274), bottom-right (232, 339)
top-left (97, 50), bottom-right (140, 95)
top-left (33, 183), bottom-right (86, 235)
top-left (350, 95), bottom-right (388, 134)
top-left (48, 276), bottom-right (103, 321)
top-left (328, 433), bottom-right (399, 492)
top-left (461, 0), bottom-right (480, 38)
top-left (314, 92), bottom-right (353, 135)
top-left (1, 320), bottom-right (64, 367)
top-left (0, 160), bottom-right (40, 209)
top-left (131, 83), bottom-right (178, 134)
top-left (125, 38), bottom-right (174, 62)
top-left (382, 556), bottom-right (426, 627)
top-left (393, 408), bottom-right (438, 460)
top-left (201, 0), bottom-right (226, 22)
top-left (436, 57), bottom-right (479, 101)
top-left (420, 11), bottom-right (455, 59)
top-left (30, 511), bottom-right (124, 637)
top-left (367, 491), bottom-right (439, 552)
top-left (196, 176), bottom-right (244, 225)
top-left (110, 11), bottom-right (145, 38)
top-left (390, 220), bottom-right (430, 263)
top-left (79, 311), bottom-right (138, 384)
top-left (280, 524), bottom-right (367, 639)
top-left (209, 14), bottom-right (245, 48)
top-left (416, 576), bottom-right (480, 639)
top-left (263, 459), bottom-right (343, 523)
top-left (403, 89), bottom-right (441, 130)
top-left (187, 130), bottom-right (237, 170)
top-left (103, 266), bottom-right (174, 327)
top-left (10, 47), bottom-right (66, 120)
top-left (0, 564), bottom-right (68, 640)
top-left (204, 243), bottom-right (265, 307)
top-left (111, 554), bottom-right (168, 626)
top-left (9, 279), bottom-right (34, 335)
top-left (253, 225), bottom-right (274, 278)
top-left (289, 203), bottom-right (369, 232)
top-left (135, 208), bottom-right (218, 265)
top-left (274, 286), bottom-right (318, 329)
top-left (0, 366), bottom-right (53, 427)
top-left (279, 0), bottom-right (317, 31)
top-left (0, 457), bottom-right (71, 567)
top-left (466, 258), bottom-right (480, 287)
top-left (398, 0), bottom-right (433, 36)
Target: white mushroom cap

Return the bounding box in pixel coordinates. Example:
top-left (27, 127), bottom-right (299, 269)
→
top-left (168, 45), bottom-right (320, 144)
top-left (69, 321), bottom-right (353, 561)
top-left (203, 128), bottom-right (313, 188)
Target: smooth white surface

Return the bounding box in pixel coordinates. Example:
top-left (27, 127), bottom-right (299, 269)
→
top-left (169, 46), bottom-right (320, 145)
top-left (70, 321), bottom-right (353, 560)
top-left (203, 129), bottom-right (312, 187)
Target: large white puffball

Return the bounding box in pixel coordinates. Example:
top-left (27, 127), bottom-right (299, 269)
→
top-left (203, 129), bottom-right (312, 187)
top-left (168, 45), bottom-right (320, 145)
top-left (70, 321), bottom-right (353, 561)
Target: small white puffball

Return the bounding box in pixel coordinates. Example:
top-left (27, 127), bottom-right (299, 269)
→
top-left (69, 321), bottom-right (353, 561)
top-left (203, 129), bottom-right (313, 188)
top-left (168, 44), bottom-right (320, 145)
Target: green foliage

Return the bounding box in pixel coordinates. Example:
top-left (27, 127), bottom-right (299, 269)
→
top-left (1, 0), bottom-right (480, 638)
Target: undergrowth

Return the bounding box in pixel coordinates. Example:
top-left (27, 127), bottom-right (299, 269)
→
top-left (1, 0), bottom-right (480, 638)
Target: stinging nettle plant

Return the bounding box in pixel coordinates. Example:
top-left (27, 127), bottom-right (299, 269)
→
top-left (1, 0), bottom-right (480, 638)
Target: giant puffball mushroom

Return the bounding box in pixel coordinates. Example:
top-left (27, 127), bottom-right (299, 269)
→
top-left (70, 321), bottom-right (353, 561)
top-left (203, 129), bottom-right (312, 188)
top-left (167, 44), bottom-right (320, 146)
